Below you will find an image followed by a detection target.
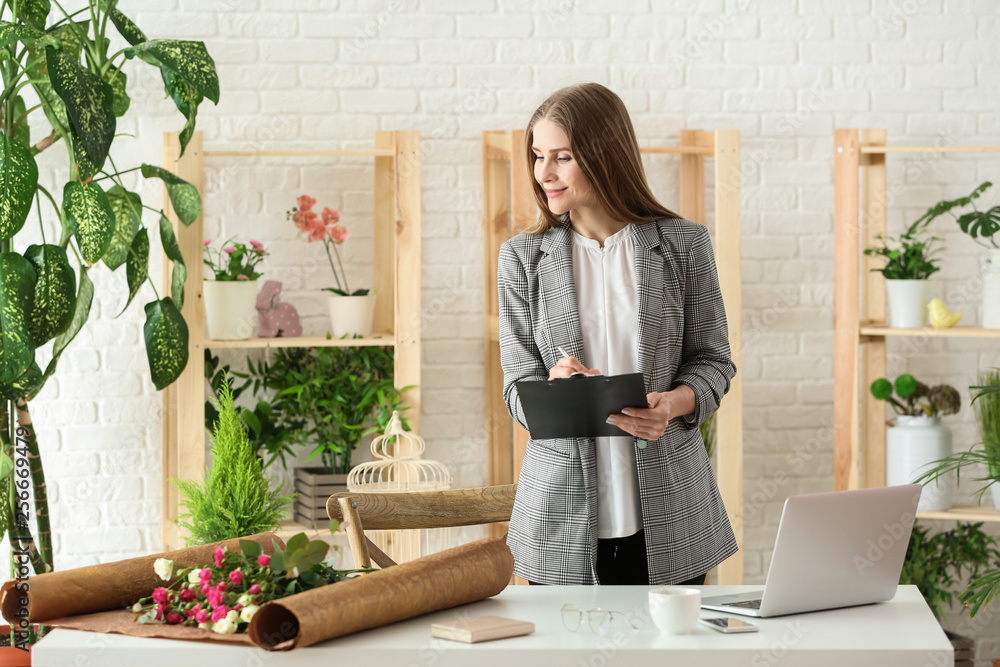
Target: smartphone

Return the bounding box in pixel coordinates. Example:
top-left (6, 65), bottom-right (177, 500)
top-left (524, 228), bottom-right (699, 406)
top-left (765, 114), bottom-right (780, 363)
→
top-left (698, 616), bottom-right (759, 633)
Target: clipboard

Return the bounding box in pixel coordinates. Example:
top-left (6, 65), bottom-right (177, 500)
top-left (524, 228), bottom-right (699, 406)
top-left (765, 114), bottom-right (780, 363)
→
top-left (514, 372), bottom-right (648, 439)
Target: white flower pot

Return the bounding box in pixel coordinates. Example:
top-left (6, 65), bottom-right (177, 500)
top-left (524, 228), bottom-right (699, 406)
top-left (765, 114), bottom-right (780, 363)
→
top-left (981, 250), bottom-right (1000, 329)
top-left (203, 280), bottom-right (259, 340)
top-left (327, 293), bottom-right (376, 338)
top-left (886, 414), bottom-right (953, 511)
top-left (885, 279), bottom-right (929, 329)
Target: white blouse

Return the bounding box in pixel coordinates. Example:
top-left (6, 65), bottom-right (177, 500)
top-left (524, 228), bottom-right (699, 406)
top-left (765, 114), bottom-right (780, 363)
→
top-left (570, 224), bottom-right (643, 540)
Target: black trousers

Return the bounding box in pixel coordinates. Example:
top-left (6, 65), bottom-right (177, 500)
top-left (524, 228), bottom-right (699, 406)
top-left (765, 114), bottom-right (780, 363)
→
top-left (530, 530), bottom-right (708, 586)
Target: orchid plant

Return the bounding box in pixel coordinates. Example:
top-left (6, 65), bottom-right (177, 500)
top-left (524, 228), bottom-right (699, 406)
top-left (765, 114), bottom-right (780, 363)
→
top-left (287, 196), bottom-right (368, 296)
top-left (203, 237), bottom-right (267, 282)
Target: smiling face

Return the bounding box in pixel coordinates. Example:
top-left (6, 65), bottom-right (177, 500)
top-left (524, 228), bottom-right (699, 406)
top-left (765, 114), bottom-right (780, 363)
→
top-left (531, 117), bottom-right (597, 218)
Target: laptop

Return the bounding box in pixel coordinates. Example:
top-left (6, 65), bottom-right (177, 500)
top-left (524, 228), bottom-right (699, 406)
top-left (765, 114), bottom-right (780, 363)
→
top-left (701, 484), bottom-right (921, 617)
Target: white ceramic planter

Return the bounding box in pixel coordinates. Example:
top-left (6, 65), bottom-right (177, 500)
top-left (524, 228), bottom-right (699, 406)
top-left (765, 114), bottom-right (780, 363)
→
top-left (886, 414), bottom-right (953, 511)
top-left (327, 293), bottom-right (376, 338)
top-left (203, 280), bottom-right (259, 340)
top-left (885, 279), bottom-right (929, 328)
top-left (981, 250), bottom-right (1000, 329)
top-left (991, 482), bottom-right (1000, 512)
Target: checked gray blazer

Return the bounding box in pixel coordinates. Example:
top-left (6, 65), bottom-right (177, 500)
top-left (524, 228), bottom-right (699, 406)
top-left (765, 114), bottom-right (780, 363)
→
top-left (498, 216), bottom-right (738, 585)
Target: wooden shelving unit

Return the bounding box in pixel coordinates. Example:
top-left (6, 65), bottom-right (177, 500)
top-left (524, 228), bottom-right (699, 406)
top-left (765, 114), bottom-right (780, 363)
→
top-left (833, 128), bottom-right (1000, 522)
top-left (482, 129), bottom-right (745, 583)
top-left (159, 130), bottom-right (421, 548)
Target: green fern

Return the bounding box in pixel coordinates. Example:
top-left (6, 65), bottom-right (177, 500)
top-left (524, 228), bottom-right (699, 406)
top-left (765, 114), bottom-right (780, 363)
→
top-left (173, 375), bottom-right (293, 546)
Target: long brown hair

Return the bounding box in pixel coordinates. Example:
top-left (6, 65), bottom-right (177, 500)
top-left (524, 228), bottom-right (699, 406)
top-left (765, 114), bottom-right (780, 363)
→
top-left (524, 83), bottom-right (679, 234)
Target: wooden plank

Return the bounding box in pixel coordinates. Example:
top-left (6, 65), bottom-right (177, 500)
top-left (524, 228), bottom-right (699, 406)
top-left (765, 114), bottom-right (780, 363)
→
top-left (202, 334), bottom-right (397, 349)
top-left (510, 130), bottom-right (536, 236)
top-left (640, 145), bottom-right (714, 155)
top-left (916, 504), bottom-right (1000, 522)
top-left (483, 132), bottom-right (513, 499)
top-left (203, 149), bottom-right (395, 157)
top-left (161, 131), bottom-right (206, 549)
top-left (394, 131), bottom-right (422, 435)
top-left (373, 131), bottom-right (396, 342)
top-left (861, 145), bottom-right (1000, 154)
top-left (337, 497), bottom-right (372, 569)
top-left (834, 129), bottom-right (861, 492)
top-left (861, 129), bottom-right (887, 490)
top-left (679, 130), bottom-right (706, 224)
top-left (712, 129), bottom-right (743, 585)
top-left (859, 325), bottom-right (1000, 338)
top-left (327, 485), bottom-right (517, 530)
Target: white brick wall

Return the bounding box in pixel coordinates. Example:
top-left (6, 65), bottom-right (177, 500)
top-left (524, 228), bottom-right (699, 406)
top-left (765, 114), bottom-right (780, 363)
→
top-left (6, 0), bottom-right (1000, 660)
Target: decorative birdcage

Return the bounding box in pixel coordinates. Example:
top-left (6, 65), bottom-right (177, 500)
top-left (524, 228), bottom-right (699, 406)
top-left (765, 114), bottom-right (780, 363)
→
top-left (346, 411), bottom-right (452, 564)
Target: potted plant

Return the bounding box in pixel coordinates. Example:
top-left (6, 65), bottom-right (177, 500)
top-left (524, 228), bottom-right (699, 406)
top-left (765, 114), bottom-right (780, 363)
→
top-left (287, 195), bottom-right (374, 338)
top-left (245, 343), bottom-right (408, 525)
top-left (0, 1), bottom-right (216, 583)
top-left (202, 237), bottom-right (267, 340)
top-left (932, 181), bottom-right (1000, 328)
top-left (863, 207), bottom-right (943, 328)
top-left (870, 374), bottom-right (960, 511)
top-left (173, 374), bottom-right (292, 546)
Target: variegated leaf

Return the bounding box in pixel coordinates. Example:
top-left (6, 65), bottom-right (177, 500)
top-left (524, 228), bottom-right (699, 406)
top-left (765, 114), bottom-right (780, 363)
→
top-left (0, 21), bottom-right (44, 48)
top-left (105, 65), bottom-right (129, 117)
top-left (161, 65), bottom-right (201, 155)
top-left (12, 96), bottom-right (29, 150)
top-left (158, 214), bottom-right (184, 264)
top-left (103, 185), bottom-right (142, 270)
top-left (0, 252), bottom-right (37, 384)
top-left (15, 0), bottom-right (50, 31)
top-left (0, 134), bottom-right (39, 242)
top-left (122, 227), bottom-right (149, 314)
top-left (143, 297), bottom-right (188, 390)
top-left (42, 265), bottom-right (92, 384)
top-left (171, 261), bottom-right (186, 311)
top-left (63, 180), bottom-right (116, 264)
top-left (46, 46), bottom-right (115, 169)
top-left (106, 4), bottom-right (145, 46)
top-left (0, 361), bottom-right (42, 401)
top-left (24, 244), bottom-right (75, 346)
top-left (125, 39), bottom-right (219, 104)
top-left (71, 124), bottom-right (100, 181)
top-left (49, 20), bottom-right (88, 61)
top-left (27, 43), bottom-right (71, 136)
top-left (140, 164), bottom-right (200, 226)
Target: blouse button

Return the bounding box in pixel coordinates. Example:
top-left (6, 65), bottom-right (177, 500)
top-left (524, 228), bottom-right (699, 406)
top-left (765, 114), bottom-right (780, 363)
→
top-left (636, 439), bottom-right (647, 449)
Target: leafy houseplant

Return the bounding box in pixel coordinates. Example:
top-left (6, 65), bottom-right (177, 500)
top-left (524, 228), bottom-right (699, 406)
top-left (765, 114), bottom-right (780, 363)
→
top-left (870, 374), bottom-right (961, 418)
top-left (900, 521), bottom-right (1000, 621)
top-left (203, 237), bottom-right (267, 282)
top-left (174, 375), bottom-right (292, 546)
top-left (245, 343), bottom-right (407, 475)
top-left (0, 1), bottom-right (217, 577)
top-left (202, 237), bottom-right (267, 340)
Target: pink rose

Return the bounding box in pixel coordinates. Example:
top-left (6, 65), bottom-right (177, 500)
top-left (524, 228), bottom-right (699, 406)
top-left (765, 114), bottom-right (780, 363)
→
top-left (297, 195), bottom-right (316, 211)
top-left (195, 609), bottom-right (209, 624)
top-left (206, 587), bottom-right (224, 609)
top-left (237, 274), bottom-right (249, 280)
top-left (257, 555), bottom-right (270, 567)
top-left (329, 225), bottom-right (350, 244)
top-left (234, 603), bottom-right (243, 611)
top-left (203, 239), bottom-right (211, 247)
top-left (155, 605), bottom-right (165, 621)
top-left (222, 246), bottom-right (236, 254)
top-left (199, 568), bottom-right (212, 583)
top-left (249, 584), bottom-right (261, 594)
top-left (152, 587), bottom-right (170, 605)
top-left (250, 240), bottom-right (263, 249)
top-left (214, 546), bottom-right (225, 568)
top-left (200, 583), bottom-right (209, 595)
top-left (321, 207), bottom-right (340, 225)
top-left (217, 581), bottom-right (228, 593)
top-left (179, 588), bottom-right (196, 603)
top-left (166, 612), bottom-right (183, 625)
top-left (229, 570), bottom-right (243, 586)
top-left (211, 606), bottom-right (229, 623)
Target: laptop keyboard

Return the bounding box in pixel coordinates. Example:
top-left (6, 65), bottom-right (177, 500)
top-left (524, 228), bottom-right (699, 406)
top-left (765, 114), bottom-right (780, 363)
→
top-left (721, 599), bottom-right (762, 610)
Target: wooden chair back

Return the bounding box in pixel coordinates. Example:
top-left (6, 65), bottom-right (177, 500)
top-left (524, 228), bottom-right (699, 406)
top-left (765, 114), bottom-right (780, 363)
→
top-left (327, 484), bottom-right (517, 569)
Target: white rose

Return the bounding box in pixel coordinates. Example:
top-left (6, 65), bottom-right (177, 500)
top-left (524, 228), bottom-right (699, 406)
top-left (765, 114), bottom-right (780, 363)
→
top-left (153, 558), bottom-right (174, 582)
top-left (213, 618), bottom-right (237, 635)
top-left (187, 569), bottom-right (201, 585)
top-left (131, 603), bottom-right (143, 613)
top-left (237, 594), bottom-right (253, 607)
top-left (240, 605), bottom-right (259, 624)
top-left (226, 609), bottom-right (239, 623)
top-left (198, 622), bottom-right (212, 631)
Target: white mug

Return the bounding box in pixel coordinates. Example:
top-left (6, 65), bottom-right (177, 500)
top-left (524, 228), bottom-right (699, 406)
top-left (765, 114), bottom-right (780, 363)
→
top-left (648, 587), bottom-right (702, 635)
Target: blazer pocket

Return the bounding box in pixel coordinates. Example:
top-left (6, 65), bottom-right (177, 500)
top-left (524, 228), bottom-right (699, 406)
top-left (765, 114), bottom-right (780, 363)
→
top-left (527, 438), bottom-right (575, 460)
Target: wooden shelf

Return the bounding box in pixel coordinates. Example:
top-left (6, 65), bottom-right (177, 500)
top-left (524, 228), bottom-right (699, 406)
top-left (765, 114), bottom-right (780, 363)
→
top-left (199, 333), bottom-right (396, 349)
top-left (203, 149), bottom-right (395, 157)
top-left (860, 145), bottom-right (1000, 154)
top-left (859, 324), bottom-right (1000, 339)
top-left (916, 504), bottom-right (1000, 522)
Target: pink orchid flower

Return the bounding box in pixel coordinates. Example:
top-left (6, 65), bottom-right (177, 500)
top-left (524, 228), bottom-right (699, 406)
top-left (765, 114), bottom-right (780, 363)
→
top-left (329, 225), bottom-right (350, 244)
top-left (321, 207), bottom-right (340, 225)
top-left (297, 195), bottom-right (317, 211)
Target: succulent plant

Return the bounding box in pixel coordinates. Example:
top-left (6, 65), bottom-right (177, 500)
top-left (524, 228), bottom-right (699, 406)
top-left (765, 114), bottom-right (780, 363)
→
top-left (870, 374), bottom-right (960, 418)
top-left (921, 384), bottom-right (961, 417)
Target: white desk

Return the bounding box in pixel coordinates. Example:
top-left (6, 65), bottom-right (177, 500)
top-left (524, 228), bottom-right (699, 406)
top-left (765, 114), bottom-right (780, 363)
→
top-left (33, 585), bottom-right (951, 667)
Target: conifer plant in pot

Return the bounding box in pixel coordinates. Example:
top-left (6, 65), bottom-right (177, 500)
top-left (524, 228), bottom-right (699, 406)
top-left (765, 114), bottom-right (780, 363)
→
top-left (871, 374), bottom-right (960, 511)
top-left (0, 1), bottom-right (217, 583)
top-left (245, 343), bottom-right (409, 525)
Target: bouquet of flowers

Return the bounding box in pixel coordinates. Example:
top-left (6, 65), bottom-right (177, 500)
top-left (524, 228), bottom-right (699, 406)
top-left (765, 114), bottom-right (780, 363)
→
top-left (287, 195), bottom-right (368, 296)
top-left (203, 237), bottom-right (268, 281)
top-left (132, 530), bottom-right (362, 635)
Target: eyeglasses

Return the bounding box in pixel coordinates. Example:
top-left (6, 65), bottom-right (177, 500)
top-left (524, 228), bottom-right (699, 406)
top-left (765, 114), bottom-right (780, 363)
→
top-left (561, 603), bottom-right (639, 636)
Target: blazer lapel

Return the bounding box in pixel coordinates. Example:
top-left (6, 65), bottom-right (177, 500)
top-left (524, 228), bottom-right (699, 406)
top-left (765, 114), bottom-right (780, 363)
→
top-left (633, 222), bottom-right (664, 386)
top-left (538, 222), bottom-right (585, 366)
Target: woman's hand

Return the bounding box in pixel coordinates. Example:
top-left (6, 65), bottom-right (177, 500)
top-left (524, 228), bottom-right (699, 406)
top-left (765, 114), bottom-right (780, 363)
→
top-left (606, 386), bottom-right (696, 440)
top-left (548, 354), bottom-right (601, 380)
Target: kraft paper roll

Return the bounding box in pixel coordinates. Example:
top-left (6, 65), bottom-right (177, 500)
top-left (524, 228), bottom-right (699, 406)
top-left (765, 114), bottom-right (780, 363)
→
top-left (248, 537), bottom-right (513, 651)
top-left (0, 532), bottom-right (283, 624)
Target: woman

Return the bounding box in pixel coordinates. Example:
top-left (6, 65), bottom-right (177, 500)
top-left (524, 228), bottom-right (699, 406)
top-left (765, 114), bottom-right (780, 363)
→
top-left (498, 83), bottom-right (737, 586)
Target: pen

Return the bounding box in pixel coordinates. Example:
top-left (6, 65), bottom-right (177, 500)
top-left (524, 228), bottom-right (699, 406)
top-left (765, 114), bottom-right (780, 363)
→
top-left (557, 346), bottom-right (571, 359)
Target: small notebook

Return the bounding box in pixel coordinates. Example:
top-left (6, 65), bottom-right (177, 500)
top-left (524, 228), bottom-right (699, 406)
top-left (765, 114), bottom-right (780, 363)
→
top-left (431, 616), bottom-right (535, 643)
